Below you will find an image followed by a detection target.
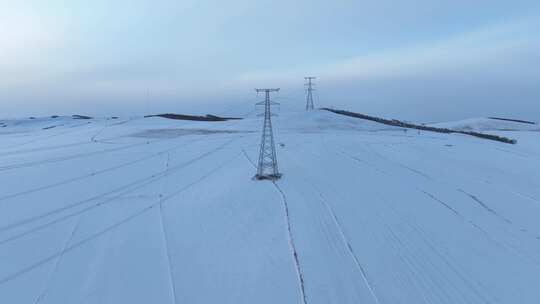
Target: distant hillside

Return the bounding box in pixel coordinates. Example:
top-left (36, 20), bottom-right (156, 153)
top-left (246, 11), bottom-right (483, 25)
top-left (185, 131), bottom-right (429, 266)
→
top-left (322, 108), bottom-right (518, 144)
top-left (430, 117), bottom-right (539, 132)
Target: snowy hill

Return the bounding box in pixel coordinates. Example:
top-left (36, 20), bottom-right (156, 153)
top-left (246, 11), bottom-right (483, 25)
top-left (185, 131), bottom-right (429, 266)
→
top-left (1, 110), bottom-right (540, 303)
top-left (430, 117), bottom-right (539, 132)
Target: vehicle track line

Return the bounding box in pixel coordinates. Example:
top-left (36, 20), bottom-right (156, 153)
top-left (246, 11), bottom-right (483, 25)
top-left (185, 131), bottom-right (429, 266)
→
top-left (419, 189), bottom-right (540, 268)
top-left (241, 149), bottom-right (307, 304)
top-left (33, 215), bottom-right (83, 304)
top-left (0, 151), bottom-right (241, 286)
top-left (315, 192), bottom-right (381, 304)
top-left (0, 141), bottom-right (152, 172)
top-left (0, 135), bottom-right (215, 202)
top-left (272, 183), bottom-right (308, 304)
top-left (158, 202), bottom-right (178, 304)
top-left (0, 137), bottom-right (241, 245)
top-left (157, 152), bottom-right (179, 304)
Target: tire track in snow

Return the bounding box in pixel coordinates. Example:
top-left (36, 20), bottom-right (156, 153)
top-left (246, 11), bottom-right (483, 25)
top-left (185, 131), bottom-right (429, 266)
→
top-left (374, 215), bottom-right (446, 303)
top-left (0, 141), bottom-right (152, 172)
top-left (0, 151), bottom-right (241, 286)
top-left (376, 140), bottom-right (540, 203)
top-left (419, 190), bottom-right (461, 216)
top-left (290, 141), bottom-right (443, 303)
top-left (33, 216), bottom-right (83, 304)
top-left (335, 150), bottom-right (391, 177)
top-left (0, 120), bottom-right (229, 171)
top-left (278, 141), bottom-right (382, 303)
top-left (272, 183), bottom-right (308, 304)
top-left (0, 135), bottom-right (217, 202)
top-left (241, 149), bottom-right (307, 304)
top-left (0, 203), bottom-right (158, 286)
top-left (315, 144), bottom-right (502, 302)
top-left (340, 140), bottom-right (540, 265)
top-left (0, 118), bottom-right (139, 157)
top-left (456, 189), bottom-right (540, 242)
top-left (419, 189), bottom-right (540, 268)
top-left (313, 134), bottom-right (540, 302)
top-left (157, 152), bottom-right (179, 304)
top-left (90, 119), bottom-right (114, 143)
top-left (338, 144), bottom-right (540, 240)
top-left (374, 194), bottom-right (492, 304)
top-left (0, 140), bottom-right (94, 157)
top-left (482, 179), bottom-right (540, 206)
top-left (1, 121), bottom-right (94, 150)
top-left (315, 192), bottom-right (381, 304)
top-left (0, 137), bottom-right (242, 246)
top-left (457, 189), bottom-right (513, 224)
top-left (340, 141), bottom-right (540, 245)
top-left (158, 202), bottom-right (178, 304)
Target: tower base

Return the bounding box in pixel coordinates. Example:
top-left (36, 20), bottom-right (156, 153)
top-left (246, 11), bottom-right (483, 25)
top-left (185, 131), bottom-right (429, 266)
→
top-left (254, 173), bottom-right (282, 181)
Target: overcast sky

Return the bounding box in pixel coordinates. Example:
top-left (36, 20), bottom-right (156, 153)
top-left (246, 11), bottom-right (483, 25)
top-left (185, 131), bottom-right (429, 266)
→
top-left (1, 0), bottom-right (539, 121)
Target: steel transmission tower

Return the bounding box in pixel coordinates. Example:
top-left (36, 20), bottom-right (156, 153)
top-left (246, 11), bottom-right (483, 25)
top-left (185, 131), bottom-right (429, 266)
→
top-left (305, 77), bottom-right (316, 110)
top-left (254, 88), bottom-right (282, 180)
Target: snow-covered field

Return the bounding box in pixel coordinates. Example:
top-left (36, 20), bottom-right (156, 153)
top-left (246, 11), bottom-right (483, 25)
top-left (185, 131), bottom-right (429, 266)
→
top-left (430, 117), bottom-right (539, 132)
top-left (1, 111), bottom-right (539, 303)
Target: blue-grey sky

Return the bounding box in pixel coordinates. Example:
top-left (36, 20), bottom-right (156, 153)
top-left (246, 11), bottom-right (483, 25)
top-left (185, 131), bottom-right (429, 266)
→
top-left (1, 0), bottom-right (539, 121)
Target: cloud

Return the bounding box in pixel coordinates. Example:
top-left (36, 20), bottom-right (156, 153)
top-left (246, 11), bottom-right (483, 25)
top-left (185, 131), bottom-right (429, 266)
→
top-left (0, 8), bottom-right (63, 58)
top-left (0, 6), bottom-right (67, 88)
top-left (221, 17), bottom-right (540, 121)
top-left (0, 1), bottom-right (538, 120)
top-left (329, 19), bottom-right (537, 79)
top-left (229, 17), bottom-right (540, 88)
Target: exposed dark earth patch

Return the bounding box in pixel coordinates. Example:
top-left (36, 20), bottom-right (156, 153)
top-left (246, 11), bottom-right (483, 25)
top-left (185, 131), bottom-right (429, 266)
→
top-left (145, 113), bottom-right (242, 122)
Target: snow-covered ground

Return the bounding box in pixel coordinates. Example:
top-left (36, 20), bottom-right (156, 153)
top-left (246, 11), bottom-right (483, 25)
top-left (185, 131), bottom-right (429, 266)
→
top-left (430, 117), bottom-right (539, 132)
top-left (1, 110), bottom-right (539, 303)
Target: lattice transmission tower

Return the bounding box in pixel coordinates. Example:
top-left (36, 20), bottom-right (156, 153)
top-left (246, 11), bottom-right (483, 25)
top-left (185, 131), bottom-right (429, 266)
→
top-left (254, 88), bottom-right (281, 180)
top-left (305, 76), bottom-right (316, 110)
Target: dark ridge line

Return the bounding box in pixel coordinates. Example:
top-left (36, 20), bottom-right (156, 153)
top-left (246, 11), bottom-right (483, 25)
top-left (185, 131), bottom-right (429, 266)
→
top-left (488, 117), bottom-right (537, 125)
top-left (145, 113), bottom-right (242, 122)
top-left (72, 114), bottom-right (93, 120)
top-left (321, 108), bottom-right (517, 145)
